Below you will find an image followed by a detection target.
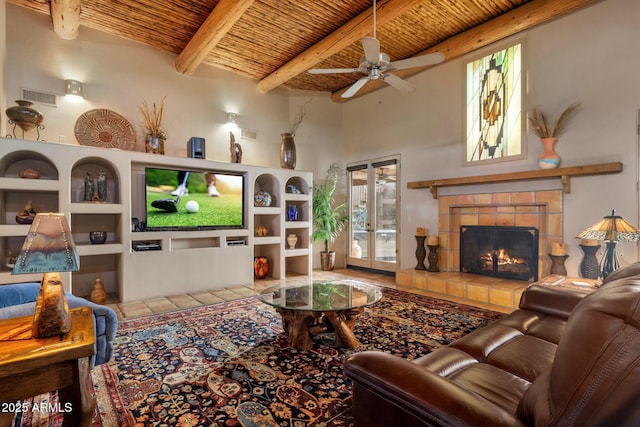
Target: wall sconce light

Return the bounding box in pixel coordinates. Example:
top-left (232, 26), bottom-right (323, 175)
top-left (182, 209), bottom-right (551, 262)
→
top-left (225, 112), bottom-right (239, 131)
top-left (64, 79), bottom-right (84, 99)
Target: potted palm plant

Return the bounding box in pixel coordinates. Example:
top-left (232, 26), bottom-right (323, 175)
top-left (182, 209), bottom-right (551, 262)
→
top-left (312, 163), bottom-right (348, 270)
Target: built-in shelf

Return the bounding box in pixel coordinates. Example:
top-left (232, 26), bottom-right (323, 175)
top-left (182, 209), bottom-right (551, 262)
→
top-left (407, 162), bottom-right (623, 198)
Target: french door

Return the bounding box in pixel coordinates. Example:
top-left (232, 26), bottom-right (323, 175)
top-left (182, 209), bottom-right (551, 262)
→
top-left (346, 157), bottom-right (399, 272)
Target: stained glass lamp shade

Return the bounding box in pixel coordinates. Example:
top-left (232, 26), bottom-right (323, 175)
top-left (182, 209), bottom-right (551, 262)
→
top-left (577, 210), bottom-right (640, 279)
top-left (12, 213), bottom-right (80, 337)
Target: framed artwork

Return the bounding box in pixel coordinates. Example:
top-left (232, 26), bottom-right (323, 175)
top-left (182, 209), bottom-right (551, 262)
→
top-left (464, 42), bottom-right (525, 165)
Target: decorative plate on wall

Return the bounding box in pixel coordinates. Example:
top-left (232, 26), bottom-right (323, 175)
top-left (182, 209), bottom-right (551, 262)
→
top-left (75, 109), bottom-right (137, 150)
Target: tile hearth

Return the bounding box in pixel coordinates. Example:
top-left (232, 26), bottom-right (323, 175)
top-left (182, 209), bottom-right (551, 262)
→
top-left (396, 268), bottom-right (529, 311)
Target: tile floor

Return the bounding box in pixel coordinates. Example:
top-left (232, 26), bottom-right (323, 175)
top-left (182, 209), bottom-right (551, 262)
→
top-left (108, 268), bottom-right (513, 321)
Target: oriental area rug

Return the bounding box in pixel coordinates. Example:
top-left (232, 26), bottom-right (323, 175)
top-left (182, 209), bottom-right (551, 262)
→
top-left (13, 288), bottom-right (503, 427)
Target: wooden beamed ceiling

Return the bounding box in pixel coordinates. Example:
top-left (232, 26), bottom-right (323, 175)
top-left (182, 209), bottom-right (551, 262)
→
top-left (12, 0), bottom-right (599, 102)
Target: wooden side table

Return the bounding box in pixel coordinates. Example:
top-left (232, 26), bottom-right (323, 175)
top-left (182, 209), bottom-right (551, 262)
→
top-left (0, 307), bottom-right (96, 427)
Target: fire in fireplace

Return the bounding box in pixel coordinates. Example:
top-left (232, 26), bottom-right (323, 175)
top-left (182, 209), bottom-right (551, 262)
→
top-left (460, 226), bottom-right (539, 281)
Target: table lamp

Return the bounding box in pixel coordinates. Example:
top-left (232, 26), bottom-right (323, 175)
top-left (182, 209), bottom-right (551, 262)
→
top-left (576, 209), bottom-right (640, 279)
top-left (12, 213), bottom-right (80, 337)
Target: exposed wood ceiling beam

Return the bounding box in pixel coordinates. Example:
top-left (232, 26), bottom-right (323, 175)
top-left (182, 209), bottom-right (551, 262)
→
top-left (330, 0), bottom-right (599, 102)
top-left (175, 0), bottom-right (255, 75)
top-left (256, 0), bottom-right (423, 94)
top-left (50, 0), bottom-right (81, 40)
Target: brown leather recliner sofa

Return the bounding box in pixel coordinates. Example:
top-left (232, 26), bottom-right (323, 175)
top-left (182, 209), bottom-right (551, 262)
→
top-left (345, 262), bottom-right (640, 426)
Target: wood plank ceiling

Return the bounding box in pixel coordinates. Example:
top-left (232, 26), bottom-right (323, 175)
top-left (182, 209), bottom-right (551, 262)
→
top-left (8, 0), bottom-right (598, 102)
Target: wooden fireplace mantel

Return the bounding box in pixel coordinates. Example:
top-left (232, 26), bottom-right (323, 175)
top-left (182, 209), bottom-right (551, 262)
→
top-left (407, 162), bottom-right (623, 199)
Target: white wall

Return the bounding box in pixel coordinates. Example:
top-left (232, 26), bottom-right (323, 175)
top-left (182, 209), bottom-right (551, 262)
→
top-left (341, 0), bottom-right (640, 276)
top-left (3, 5), bottom-right (342, 170)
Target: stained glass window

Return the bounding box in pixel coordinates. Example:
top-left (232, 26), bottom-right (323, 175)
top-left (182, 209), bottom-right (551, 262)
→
top-left (465, 43), bottom-right (524, 164)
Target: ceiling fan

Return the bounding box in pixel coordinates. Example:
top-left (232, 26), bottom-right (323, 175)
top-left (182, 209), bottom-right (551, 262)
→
top-left (308, 0), bottom-right (445, 98)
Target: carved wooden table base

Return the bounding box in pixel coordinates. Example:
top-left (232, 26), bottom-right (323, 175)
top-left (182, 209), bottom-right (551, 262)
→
top-left (275, 307), bottom-right (364, 350)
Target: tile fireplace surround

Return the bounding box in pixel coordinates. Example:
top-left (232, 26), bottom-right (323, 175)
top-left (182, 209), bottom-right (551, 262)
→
top-left (437, 189), bottom-right (563, 277)
top-left (396, 189), bottom-right (564, 311)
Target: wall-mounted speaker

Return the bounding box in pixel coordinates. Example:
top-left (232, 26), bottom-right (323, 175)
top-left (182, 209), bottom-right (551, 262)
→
top-left (187, 137), bottom-right (205, 159)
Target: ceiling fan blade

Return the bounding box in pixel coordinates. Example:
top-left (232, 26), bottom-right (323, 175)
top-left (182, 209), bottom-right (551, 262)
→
top-left (308, 67), bottom-right (360, 74)
top-left (382, 73), bottom-right (415, 93)
top-left (389, 52), bottom-right (445, 70)
top-left (342, 76), bottom-right (370, 98)
top-left (361, 36), bottom-right (380, 64)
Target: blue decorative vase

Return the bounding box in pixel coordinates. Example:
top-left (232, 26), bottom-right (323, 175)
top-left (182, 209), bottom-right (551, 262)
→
top-left (287, 205), bottom-right (298, 221)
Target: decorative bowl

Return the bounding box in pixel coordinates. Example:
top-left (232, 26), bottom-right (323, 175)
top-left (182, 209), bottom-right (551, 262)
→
top-left (89, 231), bottom-right (107, 244)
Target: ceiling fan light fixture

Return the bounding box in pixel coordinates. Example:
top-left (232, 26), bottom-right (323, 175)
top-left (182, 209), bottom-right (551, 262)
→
top-left (309, 0), bottom-right (445, 98)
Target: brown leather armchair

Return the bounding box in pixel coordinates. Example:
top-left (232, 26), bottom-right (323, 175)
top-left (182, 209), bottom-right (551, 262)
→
top-left (345, 263), bottom-right (640, 426)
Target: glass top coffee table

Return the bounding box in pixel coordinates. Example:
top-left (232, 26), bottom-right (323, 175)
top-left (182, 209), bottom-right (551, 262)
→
top-left (258, 280), bottom-right (383, 350)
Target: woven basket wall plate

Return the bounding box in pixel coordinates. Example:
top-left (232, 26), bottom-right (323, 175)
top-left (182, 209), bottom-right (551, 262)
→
top-left (75, 109), bottom-right (136, 150)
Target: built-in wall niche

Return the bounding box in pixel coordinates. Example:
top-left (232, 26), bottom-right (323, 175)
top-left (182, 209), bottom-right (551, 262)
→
top-left (1, 236), bottom-right (27, 272)
top-left (285, 176), bottom-right (309, 194)
top-left (254, 173), bottom-right (280, 207)
top-left (71, 213), bottom-right (122, 245)
top-left (284, 227), bottom-right (309, 249)
top-left (70, 157), bottom-right (120, 203)
top-left (1, 190), bottom-right (58, 225)
top-left (254, 214), bottom-right (280, 237)
top-left (71, 253), bottom-right (120, 300)
top-left (254, 243), bottom-right (281, 279)
top-left (285, 200), bottom-right (309, 222)
top-left (0, 150), bottom-right (58, 179)
top-left (171, 236), bottom-right (220, 250)
top-left (286, 256), bottom-right (310, 276)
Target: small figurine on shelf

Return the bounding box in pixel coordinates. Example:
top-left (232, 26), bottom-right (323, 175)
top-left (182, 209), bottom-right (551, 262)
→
top-left (255, 225), bottom-right (268, 237)
top-left (84, 171), bottom-right (95, 201)
top-left (15, 200), bottom-right (37, 224)
top-left (230, 132), bottom-right (242, 163)
top-left (286, 184), bottom-right (302, 194)
top-left (97, 170), bottom-right (108, 201)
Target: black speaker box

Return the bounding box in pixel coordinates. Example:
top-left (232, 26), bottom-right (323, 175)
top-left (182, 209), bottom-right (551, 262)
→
top-left (188, 137), bottom-right (205, 159)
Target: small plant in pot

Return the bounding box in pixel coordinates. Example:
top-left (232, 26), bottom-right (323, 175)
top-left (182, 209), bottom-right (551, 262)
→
top-left (312, 163), bottom-right (348, 271)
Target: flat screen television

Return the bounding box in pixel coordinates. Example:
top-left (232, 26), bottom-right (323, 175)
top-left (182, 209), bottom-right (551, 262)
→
top-left (144, 167), bottom-right (245, 231)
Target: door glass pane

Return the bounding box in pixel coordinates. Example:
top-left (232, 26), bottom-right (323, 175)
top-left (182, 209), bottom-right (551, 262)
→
top-left (374, 164), bottom-right (396, 263)
top-left (349, 169), bottom-right (368, 260)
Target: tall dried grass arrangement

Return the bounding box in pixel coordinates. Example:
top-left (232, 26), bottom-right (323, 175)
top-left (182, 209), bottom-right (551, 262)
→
top-left (288, 98), bottom-right (312, 135)
top-left (528, 102), bottom-right (580, 139)
top-left (140, 96), bottom-right (167, 137)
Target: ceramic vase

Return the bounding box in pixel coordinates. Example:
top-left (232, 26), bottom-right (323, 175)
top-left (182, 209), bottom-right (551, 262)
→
top-left (280, 133), bottom-right (296, 169)
top-left (90, 274), bottom-right (107, 304)
top-left (287, 234), bottom-right (298, 249)
top-left (538, 137), bottom-right (560, 169)
top-left (287, 205), bottom-right (298, 221)
top-left (5, 100), bottom-right (44, 133)
top-left (254, 256), bottom-right (269, 279)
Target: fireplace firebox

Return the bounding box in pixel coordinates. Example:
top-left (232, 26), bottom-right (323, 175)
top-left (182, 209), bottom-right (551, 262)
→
top-left (460, 226), bottom-right (538, 281)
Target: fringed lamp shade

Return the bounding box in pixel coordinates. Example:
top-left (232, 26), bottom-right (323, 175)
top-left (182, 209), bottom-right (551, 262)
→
top-left (12, 213), bottom-right (79, 337)
top-left (577, 210), bottom-right (640, 279)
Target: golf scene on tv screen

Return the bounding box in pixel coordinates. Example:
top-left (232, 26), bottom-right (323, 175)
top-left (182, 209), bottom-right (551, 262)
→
top-left (145, 167), bottom-right (244, 230)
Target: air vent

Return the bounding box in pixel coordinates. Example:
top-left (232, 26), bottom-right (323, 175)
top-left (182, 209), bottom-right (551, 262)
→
top-left (21, 88), bottom-right (57, 107)
top-left (240, 128), bottom-right (257, 140)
